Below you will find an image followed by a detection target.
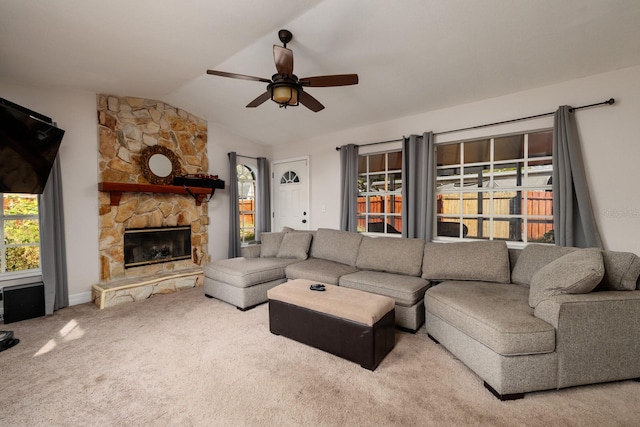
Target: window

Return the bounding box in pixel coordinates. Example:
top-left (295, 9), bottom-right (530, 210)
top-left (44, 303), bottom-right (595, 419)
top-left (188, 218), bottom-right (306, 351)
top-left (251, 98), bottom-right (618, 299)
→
top-left (280, 170), bottom-right (300, 184)
top-left (236, 165), bottom-right (256, 245)
top-left (435, 130), bottom-right (553, 243)
top-left (357, 151), bottom-right (403, 234)
top-left (1, 193), bottom-right (41, 276)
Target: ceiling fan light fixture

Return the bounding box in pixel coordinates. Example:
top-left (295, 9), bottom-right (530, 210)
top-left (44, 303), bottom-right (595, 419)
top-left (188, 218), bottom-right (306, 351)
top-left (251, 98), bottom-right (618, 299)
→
top-left (271, 84), bottom-right (299, 107)
top-left (206, 29), bottom-right (357, 112)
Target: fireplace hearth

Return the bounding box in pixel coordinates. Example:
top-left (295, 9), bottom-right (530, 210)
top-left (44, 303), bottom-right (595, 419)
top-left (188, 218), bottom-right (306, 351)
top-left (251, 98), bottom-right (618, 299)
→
top-left (124, 226), bottom-right (191, 268)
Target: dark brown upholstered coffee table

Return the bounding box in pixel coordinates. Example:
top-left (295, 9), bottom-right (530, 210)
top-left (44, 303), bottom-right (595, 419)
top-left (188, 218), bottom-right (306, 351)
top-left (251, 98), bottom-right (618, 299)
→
top-left (267, 279), bottom-right (395, 370)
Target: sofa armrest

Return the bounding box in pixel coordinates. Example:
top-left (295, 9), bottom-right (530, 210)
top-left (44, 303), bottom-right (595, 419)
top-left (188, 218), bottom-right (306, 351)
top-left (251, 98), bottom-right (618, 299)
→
top-left (534, 291), bottom-right (640, 388)
top-left (241, 244), bottom-right (262, 258)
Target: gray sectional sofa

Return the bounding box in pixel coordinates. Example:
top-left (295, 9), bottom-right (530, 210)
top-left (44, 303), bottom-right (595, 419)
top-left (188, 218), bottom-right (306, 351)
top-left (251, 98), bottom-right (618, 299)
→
top-left (203, 227), bottom-right (640, 399)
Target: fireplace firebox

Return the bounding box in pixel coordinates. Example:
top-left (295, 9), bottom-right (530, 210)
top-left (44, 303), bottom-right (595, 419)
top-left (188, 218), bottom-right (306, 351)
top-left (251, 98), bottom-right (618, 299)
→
top-left (124, 226), bottom-right (191, 268)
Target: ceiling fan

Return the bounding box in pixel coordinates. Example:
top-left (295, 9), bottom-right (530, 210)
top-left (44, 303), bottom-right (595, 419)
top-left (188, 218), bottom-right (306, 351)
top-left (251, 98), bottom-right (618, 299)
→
top-left (206, 29), bottom-right (358, 112)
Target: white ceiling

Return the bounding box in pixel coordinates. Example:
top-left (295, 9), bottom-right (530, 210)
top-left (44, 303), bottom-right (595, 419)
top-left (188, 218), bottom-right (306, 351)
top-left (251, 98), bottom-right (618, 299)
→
top-left (2, 0), bottom-right (640, 147)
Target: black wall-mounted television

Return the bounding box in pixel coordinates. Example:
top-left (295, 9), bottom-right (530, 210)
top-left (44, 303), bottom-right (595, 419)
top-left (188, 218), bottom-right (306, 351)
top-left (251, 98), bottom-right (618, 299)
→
top-left (0, 97), bottom-right (65, 194)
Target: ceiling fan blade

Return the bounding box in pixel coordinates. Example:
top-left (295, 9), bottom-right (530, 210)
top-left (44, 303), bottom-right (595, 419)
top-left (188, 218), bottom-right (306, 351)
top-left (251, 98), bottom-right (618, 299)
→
top-left (298, 91), bottom-right (325, 112)
top-left (299, 74), bottom-right (359, 87)
top-left (273, 45), bottom-right (294, 75)
top-left (207, 69), bottom-right (271, 84)
top-left (246, 91), bottom-right (271, 108)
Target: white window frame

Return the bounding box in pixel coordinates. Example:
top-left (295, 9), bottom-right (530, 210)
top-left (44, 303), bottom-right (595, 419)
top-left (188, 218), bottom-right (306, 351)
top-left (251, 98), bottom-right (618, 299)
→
top-left (357, 150), bottom-right (403, 235)
top-left (1, 193), bottom-right (42, 279)
top-left (236, 164), bottom-right (256, 246)
top-left (434, 129), bottom-right (554, 245)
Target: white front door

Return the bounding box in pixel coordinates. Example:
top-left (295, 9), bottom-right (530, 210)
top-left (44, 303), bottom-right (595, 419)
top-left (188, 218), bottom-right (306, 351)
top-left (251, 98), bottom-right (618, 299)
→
top-left (272, 158), bottom-right (309, 231)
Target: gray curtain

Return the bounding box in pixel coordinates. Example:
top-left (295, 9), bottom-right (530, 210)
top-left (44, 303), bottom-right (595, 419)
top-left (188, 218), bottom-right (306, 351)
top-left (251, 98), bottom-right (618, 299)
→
top-left (256, 157), bottom-right (271, 237)
top-left (228, 152), bottom-right (241, 258)
top-left (402, 132), bottom-right (435, 241)
top-left (38, 155), bottom-right (68, 314)
top-left (552, 106), bottom-right (603, 248)
top-left (339, 144), bottom-right (359, 231)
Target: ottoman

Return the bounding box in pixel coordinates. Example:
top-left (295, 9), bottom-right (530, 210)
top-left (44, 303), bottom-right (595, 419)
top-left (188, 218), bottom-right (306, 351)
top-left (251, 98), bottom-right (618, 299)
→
top-left (267, 279), bottom-right (396, 370)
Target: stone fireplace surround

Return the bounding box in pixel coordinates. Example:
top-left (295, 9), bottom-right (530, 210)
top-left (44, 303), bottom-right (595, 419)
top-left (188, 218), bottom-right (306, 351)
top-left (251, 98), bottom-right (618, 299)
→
top-left (92, 95), bottom-right (210, 308)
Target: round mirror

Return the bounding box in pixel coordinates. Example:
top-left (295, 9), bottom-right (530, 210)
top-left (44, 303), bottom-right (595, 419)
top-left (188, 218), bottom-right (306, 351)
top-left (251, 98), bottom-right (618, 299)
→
top-left (139, 145), bottom-right (181, 185)
top-left (149, 153), bottom-right (173, 177)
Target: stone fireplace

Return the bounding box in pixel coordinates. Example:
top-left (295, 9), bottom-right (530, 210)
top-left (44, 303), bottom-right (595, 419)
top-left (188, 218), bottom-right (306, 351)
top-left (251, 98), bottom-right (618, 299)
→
top-left (93, 95), bottom-right (210, 308)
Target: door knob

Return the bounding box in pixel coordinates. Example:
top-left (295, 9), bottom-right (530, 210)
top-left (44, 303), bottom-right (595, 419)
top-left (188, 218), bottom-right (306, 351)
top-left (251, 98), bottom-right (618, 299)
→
top-left (302, 219), bottom-right (307, 224)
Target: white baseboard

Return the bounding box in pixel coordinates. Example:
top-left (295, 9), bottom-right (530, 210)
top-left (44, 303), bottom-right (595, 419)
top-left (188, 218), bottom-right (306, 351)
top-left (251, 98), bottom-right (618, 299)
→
top-left (69, 291), bottom-right (92, 306)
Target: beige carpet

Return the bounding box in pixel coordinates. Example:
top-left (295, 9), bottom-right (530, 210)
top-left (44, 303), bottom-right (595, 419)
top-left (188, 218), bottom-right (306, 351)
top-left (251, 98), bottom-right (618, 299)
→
top-left (1, 287), bottom-right (639, 426)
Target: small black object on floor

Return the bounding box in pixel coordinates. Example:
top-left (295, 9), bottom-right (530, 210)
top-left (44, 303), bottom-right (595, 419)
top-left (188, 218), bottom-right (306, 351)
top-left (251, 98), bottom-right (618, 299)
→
top-left (0, 330), bottom-right (19, 352)
top-left (2, 282), bottom-right (46, 324)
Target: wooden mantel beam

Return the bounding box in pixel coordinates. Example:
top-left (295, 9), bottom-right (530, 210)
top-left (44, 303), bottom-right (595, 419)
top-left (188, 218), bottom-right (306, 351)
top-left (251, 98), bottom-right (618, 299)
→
top-left (98, 182), bottom-right (214, 206)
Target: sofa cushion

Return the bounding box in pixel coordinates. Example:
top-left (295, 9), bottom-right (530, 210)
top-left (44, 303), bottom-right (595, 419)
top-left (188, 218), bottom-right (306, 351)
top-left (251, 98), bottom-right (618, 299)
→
top-left (203, 257), bottom-right (300, 288)
top-left (241, 244), bottom-right (262, 259)
top-left (309, 228), bottom-right (363, 267)
top-left (511, 244), bottom-right (577, 286)
top-left (355, 236), bottom-right (425, 277)
top-left (529, 248), bottom-right (605, 308)
top-left (284, 258), bottom-right (359, 285)
top-left (282, 227), bottom-right (317, 238)
top-left (276, 232), bottom-right (312, 260)
top-left (508, 248), bottom-right (521, 273)
top-left (425, 281), bottom-right (556, 356)
top-left (421, 241), bottom-right (510, 283)
top-left (260, 232), bottom-right (285, 258)
top-left (597, 251), bottom-right (640, 291)
top-left (339, 271), bottom-right (430, 307)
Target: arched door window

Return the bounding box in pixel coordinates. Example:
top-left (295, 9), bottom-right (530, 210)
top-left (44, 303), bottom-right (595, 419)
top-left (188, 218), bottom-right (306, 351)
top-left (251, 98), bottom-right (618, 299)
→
top-left (237, 164), bottom-right (256, 244)
top-left (280, 170), bottom-right (300, 184)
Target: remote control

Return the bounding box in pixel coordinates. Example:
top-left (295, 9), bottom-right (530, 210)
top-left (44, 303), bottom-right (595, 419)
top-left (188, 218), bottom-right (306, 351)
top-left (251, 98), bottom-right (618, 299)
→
top-left (309, 284), bottom-right (326, 291)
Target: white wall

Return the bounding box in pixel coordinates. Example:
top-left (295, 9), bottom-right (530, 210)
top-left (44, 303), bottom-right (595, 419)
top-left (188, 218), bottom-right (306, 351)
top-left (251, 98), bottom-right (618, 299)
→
top-left (270, 65), bottom-right (640, 255)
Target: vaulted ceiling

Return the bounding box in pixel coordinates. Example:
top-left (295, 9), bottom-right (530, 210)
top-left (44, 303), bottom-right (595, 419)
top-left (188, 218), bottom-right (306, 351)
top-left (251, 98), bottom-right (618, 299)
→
top-left (2, 0), bottom-right (640, 147)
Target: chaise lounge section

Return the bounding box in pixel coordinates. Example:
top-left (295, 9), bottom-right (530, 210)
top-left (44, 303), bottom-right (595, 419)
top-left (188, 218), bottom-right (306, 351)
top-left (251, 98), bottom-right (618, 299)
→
top-left (203, 230), bottom-right (313, 310)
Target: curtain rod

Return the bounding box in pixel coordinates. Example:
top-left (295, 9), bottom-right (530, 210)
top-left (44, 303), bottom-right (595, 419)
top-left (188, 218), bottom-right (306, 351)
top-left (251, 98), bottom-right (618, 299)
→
top-left (228, 152), bottom-right (258, 160)
top-left (335, 98), bottom-right (615, 151)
